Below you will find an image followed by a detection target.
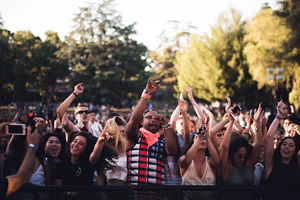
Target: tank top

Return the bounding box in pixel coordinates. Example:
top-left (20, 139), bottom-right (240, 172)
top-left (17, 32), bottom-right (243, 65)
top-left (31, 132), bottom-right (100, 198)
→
top-left (223, 165), bottom-right (254, 186)
top-left (106, 155), bottom-right (127, 182)
top-left (181, 157), bottom-right (216, 185)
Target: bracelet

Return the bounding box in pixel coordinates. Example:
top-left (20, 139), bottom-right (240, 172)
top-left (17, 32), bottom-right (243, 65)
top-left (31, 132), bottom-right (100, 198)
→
top-left (141, 90), bottom-right (152, 101)
top-left (28, 144), bottom-right (37, 151)
top-left (72, 92), bottom-right (78, 97)
top-left (162, 123), bottom-right (171, 129)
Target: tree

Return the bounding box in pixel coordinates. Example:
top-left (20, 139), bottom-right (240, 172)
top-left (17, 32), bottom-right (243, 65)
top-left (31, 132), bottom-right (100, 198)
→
top-left (66, 0), bottom-right (149, 107)
top-left (11, 31), bottom-right (41, 102)
top-left (175, 8), bottom-right (258, 106)
top-left (275, 0), bottom-right (300, 112)
top-left (28, 31), bottom-right (69, 104)
top-left (244, 6), bottom-right (294, 105)
top-left (0, 29), bottom-right (15, 103)
top-left (149, 20), bottom-right (196, 107)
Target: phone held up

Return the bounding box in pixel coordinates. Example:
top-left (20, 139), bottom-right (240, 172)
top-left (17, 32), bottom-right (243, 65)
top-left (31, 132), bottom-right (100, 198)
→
top-left (5, 123), bottom-right (26, 135)
top-left (197, 124), bottom-right (207, 137)
top-left (231, 105), bottom-right (241, 120)
top-left (27, 111), bottom-right (36, 133)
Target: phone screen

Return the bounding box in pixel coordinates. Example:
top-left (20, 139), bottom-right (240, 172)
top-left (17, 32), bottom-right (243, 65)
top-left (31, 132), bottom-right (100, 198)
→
top-left (7, 124), bottom-right (25, 134)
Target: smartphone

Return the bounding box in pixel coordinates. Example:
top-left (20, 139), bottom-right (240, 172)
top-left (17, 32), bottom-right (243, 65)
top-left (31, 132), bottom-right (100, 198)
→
top-left (5, 123), bottom-right (26, 135)
top-left (231, 105), bottom-right (241, 120)
top-left (232, 105), bottom-right (241, 115)
top-left (279, 103), bottom-right (286, 115)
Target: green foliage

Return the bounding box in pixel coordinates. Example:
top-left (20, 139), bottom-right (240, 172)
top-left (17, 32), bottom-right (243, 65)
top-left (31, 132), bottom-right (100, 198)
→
top-left (66, 0), bottom-right (149, 106)
top-left (244, 7), bottom-right (291, 89)
top-left (175, 9), bottom-right (257, 105)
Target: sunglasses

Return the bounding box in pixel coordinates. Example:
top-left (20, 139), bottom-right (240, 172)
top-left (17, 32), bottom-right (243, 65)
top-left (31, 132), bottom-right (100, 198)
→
top-left (236, 153), bottom-right (248, 160)
top-left (76, 110), bottom-right (90, 115)
top-left (216, 133), bottom-right (224, 137)
top-left (144, 115), bottom-right (157, 120)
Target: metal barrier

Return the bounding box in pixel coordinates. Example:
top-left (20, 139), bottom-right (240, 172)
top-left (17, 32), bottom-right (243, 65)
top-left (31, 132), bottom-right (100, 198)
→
top-left (14, 185), bottom-right (300, 200)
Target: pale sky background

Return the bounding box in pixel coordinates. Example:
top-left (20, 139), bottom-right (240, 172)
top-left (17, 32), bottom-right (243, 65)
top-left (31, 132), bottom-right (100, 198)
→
top-left (0, 0), bottom-right (278, 50)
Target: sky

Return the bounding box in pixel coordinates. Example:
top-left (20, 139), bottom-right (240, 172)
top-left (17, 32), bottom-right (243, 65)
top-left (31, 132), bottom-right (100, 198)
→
top-left (0, 0), bottom-right (278, 50)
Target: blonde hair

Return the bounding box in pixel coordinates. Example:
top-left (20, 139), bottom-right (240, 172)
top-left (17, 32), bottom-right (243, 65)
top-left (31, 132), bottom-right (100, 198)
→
top-left (105, 116), bottom-right (126, 153)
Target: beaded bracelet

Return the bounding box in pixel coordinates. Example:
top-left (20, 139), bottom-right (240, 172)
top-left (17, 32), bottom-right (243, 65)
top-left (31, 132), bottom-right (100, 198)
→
top-left (162, 123), bottom-right (171, 129)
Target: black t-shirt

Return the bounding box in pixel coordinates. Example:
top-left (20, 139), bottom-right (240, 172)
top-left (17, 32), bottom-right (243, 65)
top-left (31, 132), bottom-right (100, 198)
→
top-left (54, 158), bottom-right (95, 185)
top-left (0, 177), bottom-right (8, 199)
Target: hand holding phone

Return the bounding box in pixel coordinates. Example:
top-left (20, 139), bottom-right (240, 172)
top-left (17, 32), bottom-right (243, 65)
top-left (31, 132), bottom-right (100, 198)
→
top-left (5, 123), bottom-right (26, 135)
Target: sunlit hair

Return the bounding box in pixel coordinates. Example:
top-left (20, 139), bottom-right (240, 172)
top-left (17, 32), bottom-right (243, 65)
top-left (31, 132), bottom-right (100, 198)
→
top-left (105, 116), bottom-right (126, 153)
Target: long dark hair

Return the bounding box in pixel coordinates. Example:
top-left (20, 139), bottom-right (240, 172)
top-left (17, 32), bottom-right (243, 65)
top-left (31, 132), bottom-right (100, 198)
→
top-left (228, 136), bottom-right (253, 165)
top-left (272, 136), bottom-right (299, 183)
top-left (67, 132), bottom-right (117, 172)
top-left (37, 132), bottom-right (66, 162)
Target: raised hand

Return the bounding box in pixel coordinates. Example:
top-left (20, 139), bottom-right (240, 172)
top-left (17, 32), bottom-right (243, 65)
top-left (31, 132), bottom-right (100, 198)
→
top-left (73, 83), bottom-right (84, 95)
top-left (145, 79), bottom-right (160, 94)
top-left (225, 97), bottom-right (231, 113)
top-left (186, 87), bottom-right (193, 100)
top-left (98, 126), bottom-right (110, 142)
top-left (276, 100), bottom-right (288, 118)
top-left (253, 103), bottom-right (262, 122)
top-left (178, 99), bottom-right (188, 112)
top-left (26, 126), bottom-right (39, 147)
top-left (156, 114), bottom-right (169, 126)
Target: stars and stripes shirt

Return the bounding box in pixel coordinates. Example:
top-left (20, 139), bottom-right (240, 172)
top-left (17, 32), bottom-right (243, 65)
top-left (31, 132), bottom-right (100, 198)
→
top-left (127, 132), bottom-right (167, 185)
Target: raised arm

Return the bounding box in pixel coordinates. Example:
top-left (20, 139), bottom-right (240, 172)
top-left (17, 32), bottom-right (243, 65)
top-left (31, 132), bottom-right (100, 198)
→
top-left (264, 101), bottom-right (287, 179)
top-left (125, 79), bottom-right (160, 148)
top-left (178, 99), bottom-right (191, 149)
top-left (6, 127), bottom-right (39, 197)
top-left (90, 126), bottom-right (108, 165)
top-left (159, 115), bottom-right (178, 155)
top-left (57, 83), bottom-right (84, 134)
top-left (219, 109), bottom-right (234, 181)
top-left (170, 91), bottom-right (184, 130)
top-left (207, 126), bottom-right (220, 167)
top-left (248, 104), bottom-right (263, 170)
top-left (179, 135), bottom-right (201, 173)
top-left (57, 83), bottom-right (84, 122)
top-left (186, 87), bottom-right (205, 123)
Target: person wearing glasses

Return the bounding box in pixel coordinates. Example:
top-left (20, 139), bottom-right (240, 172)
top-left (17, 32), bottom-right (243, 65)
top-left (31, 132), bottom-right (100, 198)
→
top-left (219, 104), bottom-right (263, 200)
top-left (125, 79), bottom-right (178, 185)
top-left (57, 83), bottom-right (98, 141)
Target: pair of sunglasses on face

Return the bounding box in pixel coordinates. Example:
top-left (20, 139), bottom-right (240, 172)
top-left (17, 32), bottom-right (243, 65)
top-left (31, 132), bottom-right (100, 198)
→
top-left (76, 110), bottom-right (90, 115)
top-left (236, 153), bottom-right (248, 160)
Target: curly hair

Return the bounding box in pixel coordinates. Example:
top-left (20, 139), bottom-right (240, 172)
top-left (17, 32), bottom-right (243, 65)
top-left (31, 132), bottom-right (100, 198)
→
top-left (228, 136), bottom-right (253, 165)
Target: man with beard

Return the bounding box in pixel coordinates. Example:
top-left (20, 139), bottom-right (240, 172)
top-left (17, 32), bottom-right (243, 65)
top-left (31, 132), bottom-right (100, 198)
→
top-left (125, 79), bottom-right (178, 185)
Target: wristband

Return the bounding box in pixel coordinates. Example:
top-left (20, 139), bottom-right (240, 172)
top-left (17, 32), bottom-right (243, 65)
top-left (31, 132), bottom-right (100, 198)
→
top-left (28, 144), bottom-right (37, 151)
top-left (141, 90), bottom-right (152, 101)
top-left (162, 123), bottom-right (171, 129)
top-left (72, 92), bottom-right (78, 97)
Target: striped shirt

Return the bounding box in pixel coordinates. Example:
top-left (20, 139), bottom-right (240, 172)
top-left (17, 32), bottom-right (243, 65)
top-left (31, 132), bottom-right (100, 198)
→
top-left (127, 132), bottom-right (166, 185)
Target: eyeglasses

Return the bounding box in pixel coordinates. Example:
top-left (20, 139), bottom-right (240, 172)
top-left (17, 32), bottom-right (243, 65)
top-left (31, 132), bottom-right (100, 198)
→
top-left (144, 115), bottom-right (157, 120)
top-left (236, 153), bottom-right (248, 160)
top-left (76, 110), bottom-right (90, 115)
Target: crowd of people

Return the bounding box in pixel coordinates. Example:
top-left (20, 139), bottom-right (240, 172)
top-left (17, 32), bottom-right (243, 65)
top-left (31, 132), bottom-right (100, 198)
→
top-left (0, 79), bottom-right (300, 200)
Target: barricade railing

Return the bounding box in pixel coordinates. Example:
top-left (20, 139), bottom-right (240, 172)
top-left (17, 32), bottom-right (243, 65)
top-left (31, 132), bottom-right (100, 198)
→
top-left (15, 185), bottom-right (300, 200)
